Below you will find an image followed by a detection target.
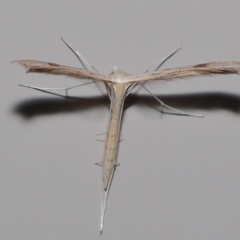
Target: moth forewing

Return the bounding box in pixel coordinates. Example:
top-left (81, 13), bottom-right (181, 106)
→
top-left (12, 60), bottom-right (112, 82)
top-left (129, 61), bottom-right (240, 82)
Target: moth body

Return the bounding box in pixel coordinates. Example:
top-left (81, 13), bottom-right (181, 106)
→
top-left (102, 82), bottom-right (128, 190)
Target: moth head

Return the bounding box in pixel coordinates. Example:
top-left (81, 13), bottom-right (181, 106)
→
top-left (113, 66), bottom-right (119, 73)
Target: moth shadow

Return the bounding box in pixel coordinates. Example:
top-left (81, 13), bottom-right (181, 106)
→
top-left (14, 92), bottom-right (240, 119)
top-left (126, 92), bottom-right (240, 114)
top-left (14, 96), bottom-right (109, 119)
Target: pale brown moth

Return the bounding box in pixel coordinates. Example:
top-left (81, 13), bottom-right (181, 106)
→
top-left (13, 39), bottom-right (240, 234)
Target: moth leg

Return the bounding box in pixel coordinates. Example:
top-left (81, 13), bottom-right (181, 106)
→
top-left (141, 84), bottom-right (204, 118)
top-left (19, 82), bottom-right (95, 99)
top-left (144, 47), bottom-right (181, 73)
top-left (61, 38), bottom-right (98, 72)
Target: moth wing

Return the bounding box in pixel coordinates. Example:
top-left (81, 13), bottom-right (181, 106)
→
top-left (128, 61), bottom-right (240, 83)
top-left (12, 60), bottom-right (111, 82)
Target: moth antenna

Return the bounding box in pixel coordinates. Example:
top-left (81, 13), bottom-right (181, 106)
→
top-left (60, 38), bottom-right (98, 72)
top-left (141, 84), bottom-right (204, 118)
top-left (145, 47), bottom-right (181, 73)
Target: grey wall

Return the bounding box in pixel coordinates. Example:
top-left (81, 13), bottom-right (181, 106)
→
top-left (1, 1), bottom-right (240, 239)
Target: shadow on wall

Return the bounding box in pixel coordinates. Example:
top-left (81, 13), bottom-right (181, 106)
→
top-left (13, 92), bottom-right (240, 119)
